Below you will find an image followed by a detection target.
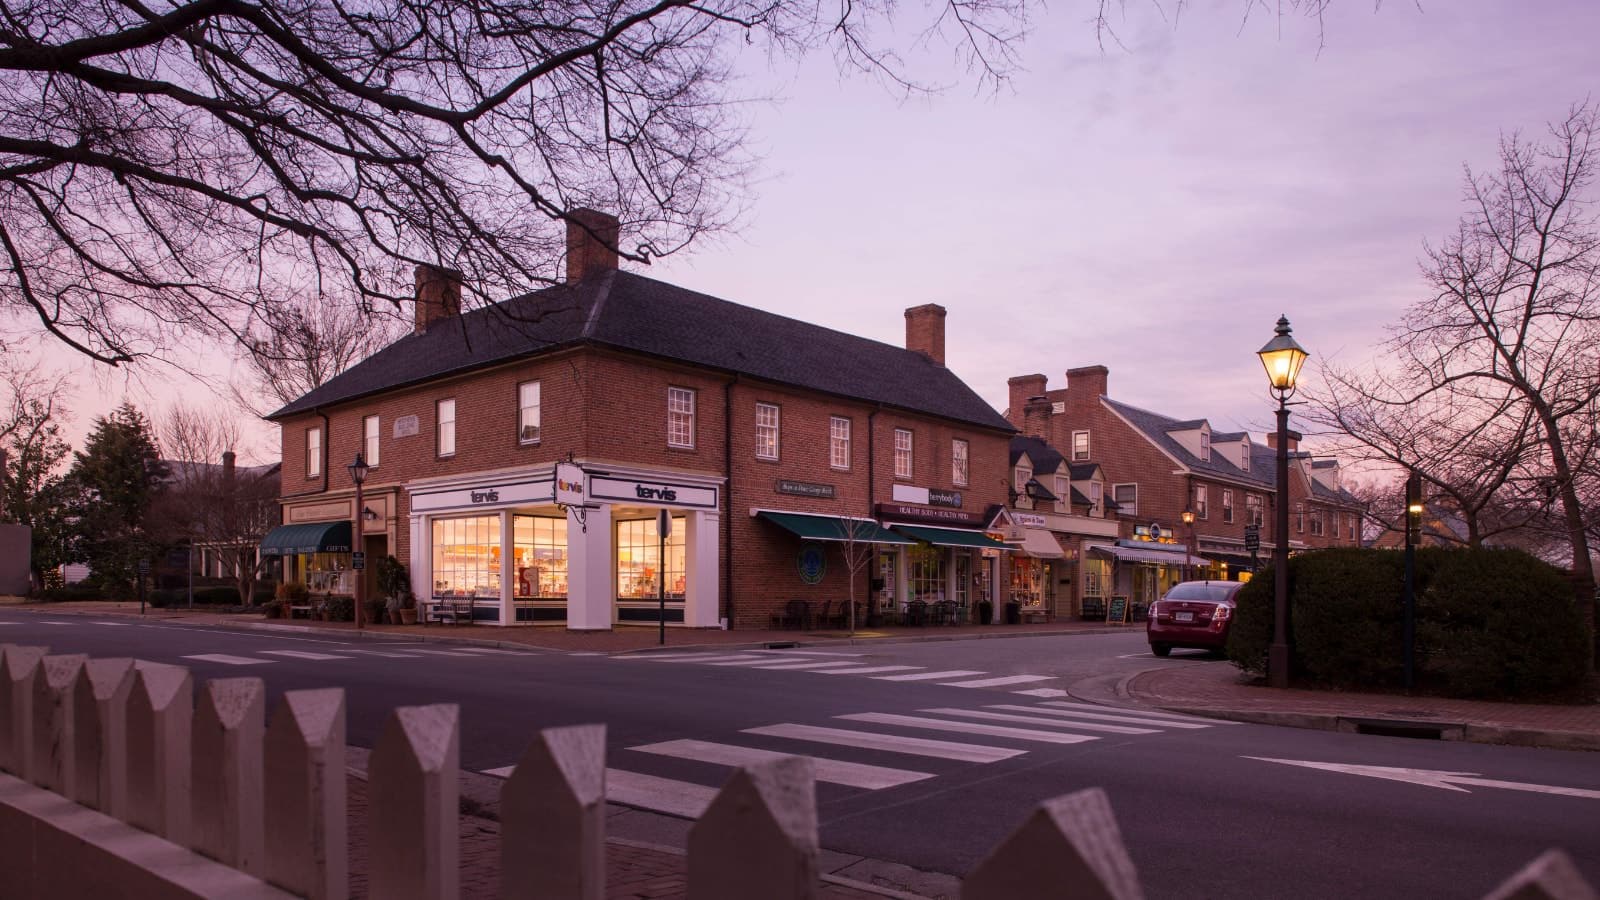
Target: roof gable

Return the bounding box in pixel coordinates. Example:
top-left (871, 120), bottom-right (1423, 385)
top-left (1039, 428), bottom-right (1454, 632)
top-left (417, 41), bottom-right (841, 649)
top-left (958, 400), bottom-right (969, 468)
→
top-left (1104, 398), bottom-right (1274, 488)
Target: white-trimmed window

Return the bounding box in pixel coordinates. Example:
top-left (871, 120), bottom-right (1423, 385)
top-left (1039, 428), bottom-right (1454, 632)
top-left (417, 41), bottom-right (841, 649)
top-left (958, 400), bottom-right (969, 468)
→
top-left (1112, 483), bottom-right (1138, 517)
top-left (1089, 481), bottom-right (1104, 516)
top-left (1200, 431), bottom-right (1211, 462)
top-left (1194, 484), bottom-right (1208, 519)
top-left (436, 399), bottom-right (456, 457)
top-left (755, 402), bottom-right (780, 460)
top-left (1348, 514), bottom-right (1357, 541)
top-left (1222, 489), bottom-right (1234, 524)
top-left (1247, 494), bottom-right (1263, 526)
top-left (829, 416), bottom-right (851, 470)
top-left (363, 415), bottom-right (380, 467)
top-left (305, 426), bottom-right (322, 479)
top-left (1072, 430), bottom-right (1090, 461)
top-left (667, 387), bottom-right (695, 449)
top-left (952, 439), bottom-right (970, 487)
top-left (1014, 465), bottom-right (1032, 509)
top-left (1310, 508), bottom-right (1325, 536)
top-left (519, 381), bottom-right (541, 444)
top-left (894, 428), bottom-right (913, 479)
top-left (1054, 474), bottom-right (1069, 513)
top-left (1240, 443), bottom-right (1251, 472)
top-left (1296, 503), bottom-right (1305, 534)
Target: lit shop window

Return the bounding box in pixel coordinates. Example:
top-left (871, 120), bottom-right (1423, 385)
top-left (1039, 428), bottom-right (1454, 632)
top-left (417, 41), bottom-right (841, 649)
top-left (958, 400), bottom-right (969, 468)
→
top-left (907, 545), bottom-right (947, 603)
top-left (432, 516), bottom-right (500, 599)
top-left (894, 429), bottom-right (912, 479)
top-left (616, 517), bottom-right (686, 600)
top-left (514, 515), bottom-right (567, 598)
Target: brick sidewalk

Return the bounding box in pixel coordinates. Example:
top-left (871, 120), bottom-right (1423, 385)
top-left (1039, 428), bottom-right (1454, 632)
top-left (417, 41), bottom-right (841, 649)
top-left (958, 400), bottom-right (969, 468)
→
top-left (1128, 662), bottom-right (1600, 749)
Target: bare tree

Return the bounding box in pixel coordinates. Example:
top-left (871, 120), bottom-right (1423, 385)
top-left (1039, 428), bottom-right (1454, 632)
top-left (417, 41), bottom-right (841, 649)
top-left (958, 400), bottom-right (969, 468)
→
top-left (833, 518), bottom-right (883, 634)
top-left (231, 299), bottom-right (408, 415)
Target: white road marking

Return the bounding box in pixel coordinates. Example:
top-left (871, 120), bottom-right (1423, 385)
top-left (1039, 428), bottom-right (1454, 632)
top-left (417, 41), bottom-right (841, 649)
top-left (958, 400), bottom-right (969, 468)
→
top-left (93, 622), bottom-right (134, 627)
top-left (750, 650), bottom-right (865, 657)
top-left (1012, 688), bottom-right (1071, 698)
top-left (408, 649), bottom-right (481, 657)
top-left (872, 670), bottom-right (986, 682)
top-left (740, 660), bottom-right (863, 671)
top-left (483, 766), bottom-right (717, 819)
top-left (744, 724), bottom-right (1022, 763)
top-left (815, 666), bottom-right (922, 676)
top-left (837, 713), bottom-right (1097, 745)
top-left (260, 650), bottom-right (354, 661)
top-left (704, 657), bottom-right (822, 667)
top-left (39, 621), bottom-right (74, 625)
top-left (635, 653), bottom-right (769, 664)
top-left (452, 647), bottom-right (534, 655)
top-left (340, 649), bottom-right (425, 658)
top-left (629, 739), bottom-right (932, 790)
top-left (923, 708), bottom-right (1157, 735)
top-left (568, 651), bottom-right (605, 656)
top-left (1246, 757), bottom-right (1600, 800)
top-left (182, 653), bottom-right (274, 666)
top-left (938, 675), bottom-right (1055, 689)
top-left (1037, 701), bottom-right (1231, 726)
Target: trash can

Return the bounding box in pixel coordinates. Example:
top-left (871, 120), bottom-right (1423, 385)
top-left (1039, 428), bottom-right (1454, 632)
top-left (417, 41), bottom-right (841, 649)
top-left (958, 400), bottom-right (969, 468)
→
top-left (1004, 601), bottom-right (1021, 625)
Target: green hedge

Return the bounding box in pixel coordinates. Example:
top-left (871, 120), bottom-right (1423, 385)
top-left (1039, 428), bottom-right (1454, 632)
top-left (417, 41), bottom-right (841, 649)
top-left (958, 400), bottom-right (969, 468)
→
top-left (1228, 547), bottom-right (1591, 701)
top-left (325, 596), bottom-right (355, 622)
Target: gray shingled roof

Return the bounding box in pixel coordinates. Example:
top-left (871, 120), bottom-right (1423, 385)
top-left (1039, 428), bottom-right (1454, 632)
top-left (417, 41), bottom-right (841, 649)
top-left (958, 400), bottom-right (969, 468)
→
top-left (268, 270), bottom-right (1013, 432)
top-left (1106, 398), bottom-right (1276, 489)
top-left (1010, 435), bottom-right (1065, 471)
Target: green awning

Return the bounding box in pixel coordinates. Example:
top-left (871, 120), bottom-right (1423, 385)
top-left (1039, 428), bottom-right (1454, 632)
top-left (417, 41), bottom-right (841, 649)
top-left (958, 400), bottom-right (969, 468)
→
top-left (259, 521), bottom-right (353, 556)
top-left (891, 524), bottom-right (1010, 550)
top-left (757, 512), bottom-right (913, 545)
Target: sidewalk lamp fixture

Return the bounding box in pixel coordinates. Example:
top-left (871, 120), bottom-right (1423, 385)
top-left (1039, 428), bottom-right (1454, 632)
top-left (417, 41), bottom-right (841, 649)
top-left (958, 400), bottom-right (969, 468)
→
top-left (1181, 506), bottom-right (1196, 581)
top-left (348, 453), bottom-right (369, 630)
top-left (1257, 315), bottom-right (1308, 689)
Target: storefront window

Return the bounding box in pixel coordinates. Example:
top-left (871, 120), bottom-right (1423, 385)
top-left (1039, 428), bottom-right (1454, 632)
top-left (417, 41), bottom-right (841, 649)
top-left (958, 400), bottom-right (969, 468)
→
top-left (875, 551), bottom-right (897, 612)
top-left (907, 545), bottom-right (946, 603)
top-left (433, 516), bottom-right (501, 599)
top-left (301, 551), bottom-right (353, 595)
top-left (514, 515), bottom-right (567, 598)
top-left (1010, 557), bottom-right (1048, 609)
top-left (954, 555), bottom-right (970, 605)
top-left (616, 517), bottom-right (685, 600)
top-left (1083, 558), bottom-right (1109, 597)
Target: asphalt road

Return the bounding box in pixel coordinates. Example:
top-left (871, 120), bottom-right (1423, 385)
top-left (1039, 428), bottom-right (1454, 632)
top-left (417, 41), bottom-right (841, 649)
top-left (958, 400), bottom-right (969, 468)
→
top-left (3, 611), bottom-right (1597, 899)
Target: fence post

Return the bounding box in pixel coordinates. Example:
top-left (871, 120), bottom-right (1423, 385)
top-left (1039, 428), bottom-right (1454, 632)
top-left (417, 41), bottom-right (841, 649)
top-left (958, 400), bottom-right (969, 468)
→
top-left (264, 687), bottom-right (348, 900)
top-left (1481, 849), bottom-right (1598, 900)
top-left (500, 724), bottom-right (607, 900)
top-left (368, 704), bottom-right (460, 900)
top-left (0, 644), bottom-right (48, 778)
top-left (687, 756), bottom-right (817, 900)
top-left (29, 653), bottom-right (86, 795)
top-left (963, 788), bottom-right (1143, 900)
top-left (68, 657), bottom-right (135, 816)
top-left (192, 676), bottom-right (267, 876)
top-left (125, 661), bottom-right (193, 845)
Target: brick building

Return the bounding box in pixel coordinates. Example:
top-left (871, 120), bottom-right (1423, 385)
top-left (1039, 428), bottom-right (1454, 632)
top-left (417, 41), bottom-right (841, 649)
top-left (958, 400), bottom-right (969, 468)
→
top-left (262, 212), bottom-right (1014, 630)
top-left (1002, 365), bottom-right (1363, 616)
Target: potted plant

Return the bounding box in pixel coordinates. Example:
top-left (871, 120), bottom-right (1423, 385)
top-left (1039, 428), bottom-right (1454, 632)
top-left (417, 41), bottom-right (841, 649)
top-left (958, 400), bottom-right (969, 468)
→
top-left (376, 555), bottom-right (416, 625)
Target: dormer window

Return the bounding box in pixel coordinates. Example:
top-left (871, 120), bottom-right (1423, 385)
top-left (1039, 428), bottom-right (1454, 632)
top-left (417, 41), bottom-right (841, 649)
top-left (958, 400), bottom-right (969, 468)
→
top-left (1014, 465), bottom-right (1033, 509)
top-left (1240, 442), bottom-right (1251, 473)
top-left (1200, 430), bottom-right (1211, 462)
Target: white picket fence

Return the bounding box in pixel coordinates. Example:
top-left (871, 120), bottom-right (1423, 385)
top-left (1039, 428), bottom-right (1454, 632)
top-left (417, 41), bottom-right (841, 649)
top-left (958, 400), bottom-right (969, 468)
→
top-left (0, 642), bottom-right (1593, 900)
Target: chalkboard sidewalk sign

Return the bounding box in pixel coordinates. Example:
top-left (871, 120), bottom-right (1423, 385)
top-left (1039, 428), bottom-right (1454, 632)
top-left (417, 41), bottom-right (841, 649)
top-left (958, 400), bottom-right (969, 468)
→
top-left (1107, 596), bottom-right (1129, 625)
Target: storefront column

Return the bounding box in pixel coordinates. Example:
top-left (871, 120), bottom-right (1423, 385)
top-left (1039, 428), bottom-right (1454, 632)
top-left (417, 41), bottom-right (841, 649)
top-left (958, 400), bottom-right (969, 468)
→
top-left (498, 511), bottom-right (514, 627)
top-left (566, 503), bottom-right (612, 631)
top-left (684, 510), bottom-right (721, 628)
top-left (408, 514), bottom-right (428, 602)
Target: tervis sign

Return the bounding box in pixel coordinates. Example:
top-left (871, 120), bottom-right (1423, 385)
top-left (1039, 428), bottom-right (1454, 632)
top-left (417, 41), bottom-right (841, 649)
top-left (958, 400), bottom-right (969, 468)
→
top-left (554, 461), bottom-right (586, 507)
top-left (410, 477), bottom-right (554, 512)
top-left (589, 475), bottom-right (719, 509)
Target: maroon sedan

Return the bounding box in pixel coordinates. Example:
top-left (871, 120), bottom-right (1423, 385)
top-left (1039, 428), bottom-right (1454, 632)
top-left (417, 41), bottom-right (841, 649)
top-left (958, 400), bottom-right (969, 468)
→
top-left (1147, 580), bottom-right (1245, 657)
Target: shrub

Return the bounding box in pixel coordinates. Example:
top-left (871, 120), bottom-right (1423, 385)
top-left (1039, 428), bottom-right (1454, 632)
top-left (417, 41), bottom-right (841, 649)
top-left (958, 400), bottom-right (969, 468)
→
top-left (325, 596), bottom-right (355, 622)
top-left (262, 600), bottom-right (285, 620)
top-left (148, 588), bottom-right (179, 608)
top-left (35, 584), bottom-right (104, 603)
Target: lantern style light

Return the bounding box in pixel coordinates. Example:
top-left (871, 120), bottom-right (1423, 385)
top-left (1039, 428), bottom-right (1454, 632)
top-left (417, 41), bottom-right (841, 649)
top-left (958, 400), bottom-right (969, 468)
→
top-left (1181, 508), bottom-right (1196, 525)
top-left (1257, 315), bottom-right (1309, 395)
top-left (348, 453), bottom-right (369, 486)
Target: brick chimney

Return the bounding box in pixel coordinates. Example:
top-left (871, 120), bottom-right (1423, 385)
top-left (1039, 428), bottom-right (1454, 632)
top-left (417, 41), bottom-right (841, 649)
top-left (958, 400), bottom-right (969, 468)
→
top-left (1022, 396), bottom-right (1054, 440)
top-left (1265, 429), bottom-right (1302, 452)
top-left (1065, 365), bottom-right (1109, 400)
top-left (221, 450), bottom-right (236, 490)
top-left (565, 208), bottom-right (620, 284)
top-left (413, 264), bottom-right (462, 335)
top-left (904, 304), bottom-right (947, 366)
top-left (1007, 374), bottom-right (1047, 428)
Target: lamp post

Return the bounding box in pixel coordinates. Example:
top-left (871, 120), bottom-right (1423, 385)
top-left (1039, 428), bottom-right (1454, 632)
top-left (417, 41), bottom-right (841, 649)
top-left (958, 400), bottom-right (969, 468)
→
top-left (1403, 470), bottom-right (1423, 690)
top-left (348, 453), bottom-right (369, 630)
top-left (1258, 315), bottom-right (1309, 689)
top-left (1181, 507), bottom-right (1196, 582)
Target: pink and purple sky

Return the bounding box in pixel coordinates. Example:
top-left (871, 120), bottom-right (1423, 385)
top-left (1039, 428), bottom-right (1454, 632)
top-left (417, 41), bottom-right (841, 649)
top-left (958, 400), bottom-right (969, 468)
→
top-left (15, 0), bottom-right (1600, 468)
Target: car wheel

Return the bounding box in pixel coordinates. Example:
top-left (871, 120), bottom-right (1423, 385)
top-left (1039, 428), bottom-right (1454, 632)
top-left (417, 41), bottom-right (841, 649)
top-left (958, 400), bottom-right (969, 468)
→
top-left (1150, 644), bottom-right (1171, 657)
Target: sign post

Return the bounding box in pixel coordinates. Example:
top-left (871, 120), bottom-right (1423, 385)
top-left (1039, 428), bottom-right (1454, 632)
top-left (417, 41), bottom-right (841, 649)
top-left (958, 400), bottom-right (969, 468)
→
top-left (1244, 524), bottom-right (1261, 572)
top-left (138, 558), bottom-right (150, 615)
top-left (657, 509), bottom-right (671, 646)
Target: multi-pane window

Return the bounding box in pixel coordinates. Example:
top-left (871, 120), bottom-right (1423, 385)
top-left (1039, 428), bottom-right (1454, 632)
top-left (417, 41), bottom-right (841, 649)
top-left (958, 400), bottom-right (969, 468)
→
top-left (1072, 430), bottom-right (1090, 461)
top-left (616, 517), bottom-right (686, 600)
top-left (755, 403), bottom-right (780, 460)
top-left (829, 416), bottom-right (851, 469)
top-left (1113, 483), bottom-right (1138, 517)
top-left (1200, 431), bottom-right (1211, 462)
top-left (1296, 503), bottom-right (1305, 534)
top-left (513, 515), bottom-right (567, 598)
top-left (1089, 481), bottom-right (1104, 516)
top-left (952, 439), bottom-right (970, 487)
top-left (1014, 466), bottom-right (1033, 509)
top-left (363, 415), bottom-right (380, 467)
top-left (1240, 443), bottom-right (1251, 472)
top-left (1247, 494), bottom-right (1263, 526)
top-left (1194, 485), bottom-right (1208, 519)
top-left (431, 516), bottom-right (499, 600)
top-left (906, 545), bottom-right (947, 603)
top-left (1348, 514), bottom-right (1357, 541)
top-left (305, 426), bottom-right (322, 479)
top-left (519, 381), bottom-right (541, 444)
top-left (893, 429), bottom-right (913, 479)
top-left (1310, 509), bottom-right (1325, 536)
top-left (1055, 474), bottom-right (1069, 513)
top-left (667, 387), bottom-right (695, 448)
top-left (1222, 489), bottom-right (1234, 523)
top-left (437, 398), bottom-right (456, 457)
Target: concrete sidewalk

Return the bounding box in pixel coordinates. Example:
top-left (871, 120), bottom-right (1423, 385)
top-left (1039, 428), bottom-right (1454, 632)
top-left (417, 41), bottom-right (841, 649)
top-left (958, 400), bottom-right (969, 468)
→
top-left (1082, 658), bottom-right (1600, 752)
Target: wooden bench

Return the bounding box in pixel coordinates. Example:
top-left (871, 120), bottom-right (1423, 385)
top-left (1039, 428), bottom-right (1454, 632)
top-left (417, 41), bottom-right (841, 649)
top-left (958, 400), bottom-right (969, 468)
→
top-left (428, 596), bottom-right (476, 625)
top-left (288, 594), bottom-right (328, 620)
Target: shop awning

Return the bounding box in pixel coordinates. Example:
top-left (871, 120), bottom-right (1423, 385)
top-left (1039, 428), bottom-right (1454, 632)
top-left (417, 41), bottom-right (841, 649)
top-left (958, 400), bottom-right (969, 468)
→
top-left (757, 512), bottom-right (913, 544)
top-left (891, 524), bottom-right (1010, 550)
top-left (259, 521), bottom-right (353, 556)
top-left (1017, 527), bottom-right (1064, 559)
top-left (1089, 543), bottom-right (1191, 566)
top-left (1204, 551), bottom-right (1260, 570)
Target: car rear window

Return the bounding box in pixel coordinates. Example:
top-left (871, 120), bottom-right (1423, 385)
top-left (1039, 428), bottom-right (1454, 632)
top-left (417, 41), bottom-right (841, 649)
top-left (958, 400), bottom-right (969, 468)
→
top-left (1164, 582), bottom-right (1241, 602)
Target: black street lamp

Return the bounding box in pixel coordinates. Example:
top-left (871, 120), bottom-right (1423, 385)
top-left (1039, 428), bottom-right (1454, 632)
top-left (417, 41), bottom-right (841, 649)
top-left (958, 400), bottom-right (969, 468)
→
top-left (1258, 315), bottom-right (1309, 689)
top-left (348, 453), bottom-right (370, 630)
top-left (1181, 506), bottom-right (1196, 581)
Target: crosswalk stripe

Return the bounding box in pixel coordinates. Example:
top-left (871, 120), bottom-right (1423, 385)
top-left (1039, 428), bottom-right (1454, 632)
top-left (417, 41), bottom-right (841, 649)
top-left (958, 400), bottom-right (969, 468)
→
top-left (704, 657), bottom-right (819, 667)
top-left (1035, 701), bottom-right (1225, 727)
top-left (937, 674), bottom-right (1055, 689)
top-left (750, 650), bottom-right (865, 657)
top-left (744, 724), bottom-right (1022, 763)
top-left (94, 622), bottom-right (133, 627)
top-left (182, 653), bottom-right (274, 666)
top-left (620, 652), bottom-right (718, 660)
top-left (452, 647), bottom-right (533, 655)
top-left (815, 666), bottom-right (922, 676)
top-left (643, 654), bottom-right (767, 664)
top-left (409, 649), bottom-right (481, 657)
top-left (40, 621), bottom-right (74, 625)
top-left (837, 713), bottom-right (1097, 745)
top-left (260, 650), bottom-right (354, 661)
top-left (483, 766), bottom-right (715, 819)
top-left (342, 649), bottom-right (425, 658)
top-left (740, 660), bottom-right (862, 671)
top-left (925, 708), bottom-right (1157, 735)
top-left (629, 739), bottom-right (932, 790)
top-left (872, 670), bottom-right (986, 681)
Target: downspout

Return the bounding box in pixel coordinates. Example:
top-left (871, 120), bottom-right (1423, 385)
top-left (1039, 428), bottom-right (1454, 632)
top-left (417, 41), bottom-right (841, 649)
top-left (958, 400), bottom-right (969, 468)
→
top-left (318, 409), bottom-right (330, 495)
top-left (723, 378), bottom-right (736, 628)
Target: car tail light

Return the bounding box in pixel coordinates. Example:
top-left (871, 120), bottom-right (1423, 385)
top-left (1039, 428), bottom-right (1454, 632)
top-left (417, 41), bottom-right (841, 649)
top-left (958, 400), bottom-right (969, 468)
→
top-left (1149, 601), bottom-right (1163, 619)
top-left (1212, 604), bottom-right (1231, 620)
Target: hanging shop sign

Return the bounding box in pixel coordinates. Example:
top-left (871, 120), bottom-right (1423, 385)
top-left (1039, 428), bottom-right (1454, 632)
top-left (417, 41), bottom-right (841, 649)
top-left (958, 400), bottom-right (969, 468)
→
top-left (410, 477), bottom-right (554, 513)
top-left (554, 461), bottom-right (586, 507)
top-left (797, 545), bottom-right (827, 585)
top-left (891, 484), bottom-right (963, 508)
top-left (589, 475), bottom-right (719, 509)
top-left (776, 479), bottom-right (836, 499)
top-left (875, 503), bottom-right (985, 526)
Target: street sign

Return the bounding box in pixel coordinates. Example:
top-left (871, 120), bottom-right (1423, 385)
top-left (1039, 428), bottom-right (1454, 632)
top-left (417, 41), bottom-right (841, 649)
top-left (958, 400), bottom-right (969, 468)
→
top-left (1244, 524), bottom-right (1261, 552)
top-left (352, 551), bottom-right (366, 571)
top-left (137, 559), bottom-right (150, 575)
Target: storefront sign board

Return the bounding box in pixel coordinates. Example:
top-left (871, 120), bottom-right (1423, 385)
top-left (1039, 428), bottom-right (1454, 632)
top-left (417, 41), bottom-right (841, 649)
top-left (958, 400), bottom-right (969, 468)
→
top-left (875, 503), bottom-right (984, 526)
top-left (776, 479), bottom-right (836, 499)
top-left (555, 461), bottom-right (586, 506)
top-left (890, 484), bottom-right (963, 508)
top-left (288, 501), bottom-right (351, 524)
top-left (590, 475), bottom-right (718, 509)
top-left (1011, 512), bottom-right (1048, 528)
top-left (410, 478), bottom-right (554, 513)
